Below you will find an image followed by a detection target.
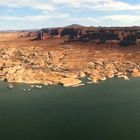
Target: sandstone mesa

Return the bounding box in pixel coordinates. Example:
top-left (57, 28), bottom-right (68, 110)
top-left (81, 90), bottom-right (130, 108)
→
top-left (0, 25), bottom-right (140, 87)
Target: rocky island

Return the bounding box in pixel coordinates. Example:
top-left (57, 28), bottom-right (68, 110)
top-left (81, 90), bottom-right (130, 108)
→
top-left (0, 25), bottom-right (140, 87)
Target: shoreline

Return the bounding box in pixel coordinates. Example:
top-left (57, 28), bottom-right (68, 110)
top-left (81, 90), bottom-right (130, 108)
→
top-left (0, 47), bottom-right (140, 87)
top-left (0, 33), bottom-right (140, 88)
top-left (2, 74), bottom-right (140, 89)
top-left (2, 76), bottom-right (140, 90)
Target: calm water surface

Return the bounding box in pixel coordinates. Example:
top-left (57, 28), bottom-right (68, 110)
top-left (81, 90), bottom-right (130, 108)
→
top-left (0, 78), bottom-right (140, 140)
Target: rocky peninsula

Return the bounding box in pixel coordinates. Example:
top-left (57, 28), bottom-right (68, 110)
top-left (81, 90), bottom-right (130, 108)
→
top-left (0, 26), bottom-right (140, 87)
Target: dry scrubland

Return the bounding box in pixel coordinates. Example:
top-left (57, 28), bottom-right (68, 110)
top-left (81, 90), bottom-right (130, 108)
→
top-left (0, 32), bottom-right (140, 87)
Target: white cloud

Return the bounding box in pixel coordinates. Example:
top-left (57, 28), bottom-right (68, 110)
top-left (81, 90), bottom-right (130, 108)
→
top-left (94, 0), bottom-right (140, 11)
top-left (51, 0), bottom-right (140, 11)
top-left (0, 16), bottom-right (21, 20)
top-left (42, 11), bottom-right (70, 19)
top-left (1, 0), bottom-right (140, 12)
top-left (31, 3), bottom-right (55, 11)
top-left (0, 0), bottom-right (140, 28)
top-left (1, 0), bottom-right (140, 15)
top-left (104, 15), bottom-right (140, 23)
top-left (69, 17), bottom-right (99, 22)
top-left (0, 0), bottom-right (55, 11)
top-left (0, 13), bottom-right (70, 21)
top-left (0, 15), bottom-right (37, 21)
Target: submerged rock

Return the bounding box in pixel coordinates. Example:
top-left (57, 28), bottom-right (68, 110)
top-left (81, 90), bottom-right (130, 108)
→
top-left (35, 85), bottom-right (43, 89)
top-left (8, 83), bottom-right (14, 89)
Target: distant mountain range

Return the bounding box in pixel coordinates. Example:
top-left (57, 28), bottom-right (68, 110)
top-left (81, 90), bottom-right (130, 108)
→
top-left (0, 29), bottom-right (39, 32)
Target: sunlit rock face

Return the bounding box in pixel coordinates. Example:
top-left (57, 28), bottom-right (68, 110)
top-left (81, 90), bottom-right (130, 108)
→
top-left (0, 28), bottom-right (140, 87)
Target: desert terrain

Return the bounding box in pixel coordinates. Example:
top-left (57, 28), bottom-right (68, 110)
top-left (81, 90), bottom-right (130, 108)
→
top-left (0, 26), bottom-right (140, 87)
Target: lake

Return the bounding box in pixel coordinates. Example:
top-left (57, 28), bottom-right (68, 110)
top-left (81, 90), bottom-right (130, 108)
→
top-left (0, 78), bottom-right (140, 140)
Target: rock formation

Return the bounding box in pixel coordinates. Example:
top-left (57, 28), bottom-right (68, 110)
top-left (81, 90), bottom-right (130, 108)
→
top-left (0, 26), bottom-right (140, 87)
top-left (32, 25), bottom-right (140, 47)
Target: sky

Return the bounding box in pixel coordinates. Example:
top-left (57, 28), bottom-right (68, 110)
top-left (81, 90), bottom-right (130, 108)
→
top-left (0, 0), bottom-right (140, 30)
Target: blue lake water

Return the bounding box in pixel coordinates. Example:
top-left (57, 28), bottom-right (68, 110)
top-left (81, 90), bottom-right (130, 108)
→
top-left (0, 78), bottom-right (140, 140)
